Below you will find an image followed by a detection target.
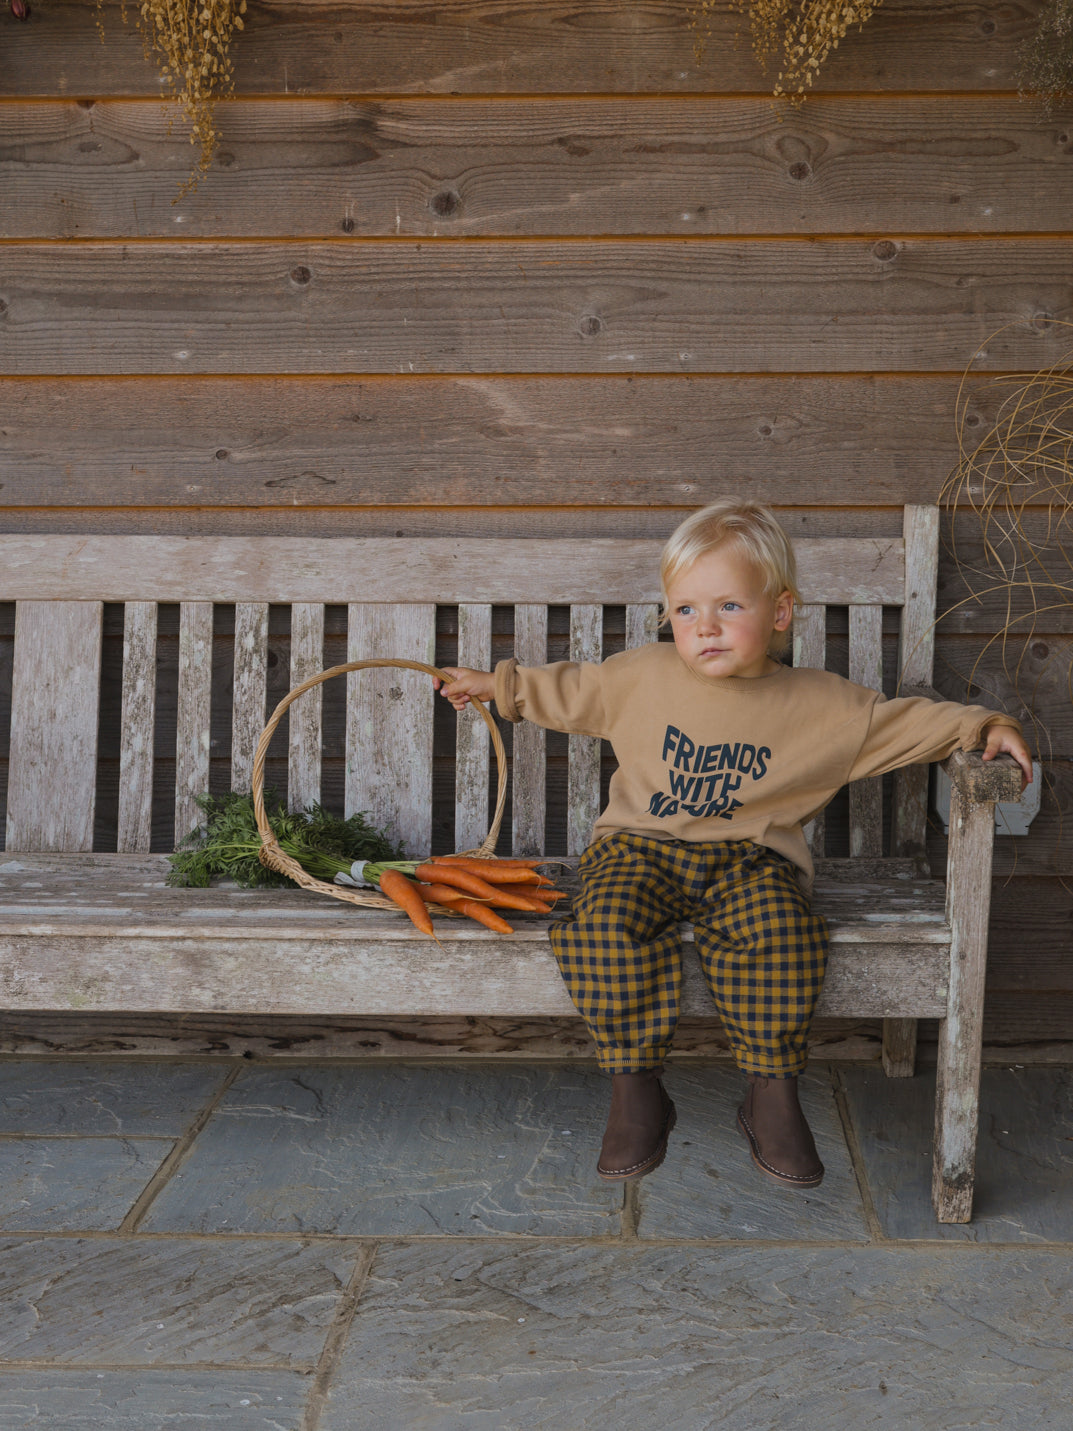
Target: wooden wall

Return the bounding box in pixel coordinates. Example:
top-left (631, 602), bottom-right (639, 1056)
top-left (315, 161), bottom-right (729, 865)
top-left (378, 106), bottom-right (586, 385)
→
top-left (2, 0), bottom-right (1073, 1055)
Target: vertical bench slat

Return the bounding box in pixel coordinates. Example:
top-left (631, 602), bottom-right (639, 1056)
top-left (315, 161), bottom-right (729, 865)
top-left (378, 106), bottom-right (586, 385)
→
top-left (512, 605), bottom-right (548, 855)
top-left (175, 602), bottom-right (214, 845)
top-left (848, 604), bottom-right (884, 858)
top-left (887, 505), bottom-right (939, 1079)
top-left (287, 603), bottom-right (325, 812)
top-left (455, 603), bottom-right (493, 852)
top-left (117, 601), bottom-right (157, 853)
top-left (626, 603), bottom-right (660, 649)
top-left (347, 604), bottom-right (436, 856)
top-left (6, 601), bottom-right (103, 852)
top-left (568, 605), bottom-right (603, 856)
top-left (231, 602), bottom-right (269, 796)
top-left (793, 603), bottom-right (827, 859)
top-left (893, 504), bottom-right (941, 855)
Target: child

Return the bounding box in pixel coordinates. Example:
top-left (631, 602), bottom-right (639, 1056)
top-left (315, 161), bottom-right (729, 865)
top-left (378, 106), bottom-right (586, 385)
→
top-left (436, 501), bottom-right (1033, 1190)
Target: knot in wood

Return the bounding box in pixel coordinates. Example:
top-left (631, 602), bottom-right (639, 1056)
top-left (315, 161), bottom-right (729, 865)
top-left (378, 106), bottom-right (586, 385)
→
top-left (789, 161), bottom-right (812, 182)
top-left (216, 152), bottom-right (236, 170)
top-left (290, 266), bottom-right (312, 286)
top-left (979, 17), bottom-right (996, 33)
top-left (578, 314), bottom-right (603, 338)
top-left (1032, 312), bottom-right (1053, 332)
top-left (758, 423), bottom-right (773, 437)
top-left (215, 449), bottom-right (229, 460)
top-left (341, 217), bottom-right (356, 233)
top-left (0, 299), bottom-right (7, 318)
top-left (1032, 641), bottom-right (1049, 659)
top-left (430, 190), bottom-right (461, 218)
top-left (872, 240), bottom-right (898, 263)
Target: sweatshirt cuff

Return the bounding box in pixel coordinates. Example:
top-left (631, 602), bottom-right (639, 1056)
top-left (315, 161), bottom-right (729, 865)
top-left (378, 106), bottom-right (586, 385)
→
top-left (971, 712), bottom-right (1022, 747)
top-left (494, 658), bottom-right (522, 722)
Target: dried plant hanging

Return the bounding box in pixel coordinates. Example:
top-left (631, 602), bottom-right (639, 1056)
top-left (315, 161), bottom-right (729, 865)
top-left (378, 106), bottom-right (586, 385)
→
top-left (1016, 0), bottom-right (1073, 115)
top-left (99, 0), bottom-right (246, 196)
top-left (937, 320), bottom-right (1073, 773)
top-left (692, 1), bottom-right (884, 97)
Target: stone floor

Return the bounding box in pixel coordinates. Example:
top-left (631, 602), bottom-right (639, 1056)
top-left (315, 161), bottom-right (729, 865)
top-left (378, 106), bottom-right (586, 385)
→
top-left (0, 1058), bottom-right (1070, 1430)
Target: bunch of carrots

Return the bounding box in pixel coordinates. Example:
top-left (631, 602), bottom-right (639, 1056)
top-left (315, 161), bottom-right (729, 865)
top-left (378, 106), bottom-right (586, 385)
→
top-left (367, 855), bottom-right (567, 937)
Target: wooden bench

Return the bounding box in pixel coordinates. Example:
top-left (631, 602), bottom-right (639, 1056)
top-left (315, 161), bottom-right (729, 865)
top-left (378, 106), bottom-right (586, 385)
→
top-left (0, 510), bottom-right (1021, 1222)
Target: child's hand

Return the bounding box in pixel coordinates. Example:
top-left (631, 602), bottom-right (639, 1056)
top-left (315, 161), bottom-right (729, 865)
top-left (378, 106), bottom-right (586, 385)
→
top-left (434, 666), bottom-right (496, 712)
top-left (981, 724), bottom-right (1034, 791)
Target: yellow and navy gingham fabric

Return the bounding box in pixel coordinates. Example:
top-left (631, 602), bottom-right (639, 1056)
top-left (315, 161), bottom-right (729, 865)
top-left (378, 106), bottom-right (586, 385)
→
top-left (549, 833), bottom-right (828, 1076)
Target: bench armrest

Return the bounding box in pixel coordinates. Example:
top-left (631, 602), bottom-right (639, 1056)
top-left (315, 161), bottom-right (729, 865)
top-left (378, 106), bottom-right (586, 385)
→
top-left (940, 748), bottom-right (1023, 804)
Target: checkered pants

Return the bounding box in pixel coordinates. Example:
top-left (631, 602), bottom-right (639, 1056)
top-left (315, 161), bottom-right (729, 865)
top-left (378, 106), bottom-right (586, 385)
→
top-left (549, 833), bottom-right (829, 1077)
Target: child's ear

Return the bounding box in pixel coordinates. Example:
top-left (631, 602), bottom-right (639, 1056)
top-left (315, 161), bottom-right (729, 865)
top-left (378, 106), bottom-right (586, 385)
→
top-left (773, 591), bottom-right (794, 631)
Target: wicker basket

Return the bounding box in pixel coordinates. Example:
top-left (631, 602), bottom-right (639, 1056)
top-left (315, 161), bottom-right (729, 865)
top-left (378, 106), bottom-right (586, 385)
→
top-left (251, 659), bottom-right (508, 911)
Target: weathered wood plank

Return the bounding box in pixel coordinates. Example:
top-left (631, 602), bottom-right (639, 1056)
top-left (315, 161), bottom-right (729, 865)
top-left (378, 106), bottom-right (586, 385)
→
top-left (793, 602), bottom-right (827, 860)
top-left (287, 603), bottom-right (325, 813)
top-left (174, 602), bottom-right (213, 846)
top-left (0, 0), bottom-right (1037, 97)
top-left (0, 930), bottom-right (950, 1018)
top-left (567, 605), bottom-right (603, 856)
top-left (0, 535), bottom-right (907, 606)
top-left (848, 604), bottom-right (884, 858)
top-left (346, 604), bottom-right (437, 856)
top-left (5, 602), bottom-right (103, 853)
top-left (116, 601), bottom-right (157, 854)
top-left (6, 97), bottom-right (1073, 239)
top-left (230, 602), bottom-right (269, 795)
top-left (0, 377), bottom-right (997, 511)
top-left (5, 241), bottom-right (1071, 376)
top-left (933, 780), bottom-right (996, 1222)
top-left (454, 603), bottom-right (493, 853)
top-left (626, 604), bottom-right (660, 649)
top-left (892, 504), bottom-right (939, 859)
top-left (512, 606), bottom-right (548, 856)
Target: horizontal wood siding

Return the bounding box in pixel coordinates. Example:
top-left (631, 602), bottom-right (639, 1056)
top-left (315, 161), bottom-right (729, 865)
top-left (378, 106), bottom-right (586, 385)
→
top-left (1, 0), bottom-right (1071, 1051)
top-left (0, 0), bottom-right (1041, 96)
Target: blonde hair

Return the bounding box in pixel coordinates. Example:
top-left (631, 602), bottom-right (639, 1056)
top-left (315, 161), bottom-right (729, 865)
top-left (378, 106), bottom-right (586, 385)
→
top-left (659, 499), bottom-right (800, 656)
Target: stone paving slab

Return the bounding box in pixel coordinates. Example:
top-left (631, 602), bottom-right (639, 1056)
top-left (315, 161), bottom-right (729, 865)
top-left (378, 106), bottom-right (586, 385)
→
top-left (0, 1237), bottom-right (361, 1366)
top-left (0, 1371), bottom-right (310, 1429)
top-left (840, 1065), bottom-right (1073, 1242)
top-left (322, 1240), bottom-right (1073, 1431)
top-left (636, 1067), bottom-right (868, 1241)
top-left (0, 1063), bottom-right (228, 1137)
top-left (142, 1065), bottom-right (622, 1238)
top-left (0, 1138), bottom-right (169, 1232)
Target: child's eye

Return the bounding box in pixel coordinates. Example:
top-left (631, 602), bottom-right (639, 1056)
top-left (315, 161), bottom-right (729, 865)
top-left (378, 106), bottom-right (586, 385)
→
top-left (676, 604), bottom-right (694, 616)
top-left (722, 602), bottom-right (741, 612)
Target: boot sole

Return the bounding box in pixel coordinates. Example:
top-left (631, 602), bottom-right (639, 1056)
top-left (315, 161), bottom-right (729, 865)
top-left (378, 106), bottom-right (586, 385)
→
top-left (597, 1101), bottom-right (677, 1182)
top-left (737, 1107), bottom-right (825, 1189)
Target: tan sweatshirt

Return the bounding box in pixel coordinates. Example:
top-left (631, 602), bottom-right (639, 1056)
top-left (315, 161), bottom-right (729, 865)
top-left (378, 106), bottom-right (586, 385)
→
top-left (494, 643), bottom-right (1021, 881)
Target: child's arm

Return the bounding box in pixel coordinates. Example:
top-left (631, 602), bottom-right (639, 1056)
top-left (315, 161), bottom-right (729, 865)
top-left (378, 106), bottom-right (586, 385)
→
top-left (981, 721), bottom-right (1034, 791)
top-left (434, 667), bottom-right (495, 712)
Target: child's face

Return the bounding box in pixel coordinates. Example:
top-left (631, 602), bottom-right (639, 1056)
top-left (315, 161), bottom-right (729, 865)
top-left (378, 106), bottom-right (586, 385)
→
top-left (666, 543), bottom-right (793, 681)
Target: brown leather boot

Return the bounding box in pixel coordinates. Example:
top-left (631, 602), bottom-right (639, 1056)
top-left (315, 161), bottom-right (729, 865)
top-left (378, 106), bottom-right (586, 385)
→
top-left (737, 1074), bottom-right (824, 1188)
top-left (597, 1069), bottom-right (677, 1182)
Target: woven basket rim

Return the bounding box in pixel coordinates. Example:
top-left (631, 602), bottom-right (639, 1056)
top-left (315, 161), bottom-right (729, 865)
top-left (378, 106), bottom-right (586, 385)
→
top-left (250, 658), bottom-right (508, 911)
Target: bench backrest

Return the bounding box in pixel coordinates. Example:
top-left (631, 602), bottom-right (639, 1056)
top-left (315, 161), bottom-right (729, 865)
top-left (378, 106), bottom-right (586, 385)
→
top-left (0, 508), bottom-right (937, 860)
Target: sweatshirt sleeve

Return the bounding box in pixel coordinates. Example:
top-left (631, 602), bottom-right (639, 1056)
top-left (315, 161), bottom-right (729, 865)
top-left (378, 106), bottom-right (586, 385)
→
top-left (846, 693), bottom-right (1023, 784)
top-left (494, 658), bottom-right (608, 737)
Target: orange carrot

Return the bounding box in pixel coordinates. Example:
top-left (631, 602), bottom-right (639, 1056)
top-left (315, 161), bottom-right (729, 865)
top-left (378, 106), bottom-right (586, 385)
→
top-left (413, 863), bottom-right (503, 901)
top-left (416, 882), bottom-right (476, 909)
top-left (481, 888), bottom-right (564, 912)
top-left (379, 868), bottom-right (435, 937)
top-left (455, 899), bottom-right (513, 933)
top-left (435, 862), bottom-right (547, 885)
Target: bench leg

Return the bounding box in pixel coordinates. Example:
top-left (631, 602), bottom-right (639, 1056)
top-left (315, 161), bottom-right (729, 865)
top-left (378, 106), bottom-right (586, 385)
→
top-left (932, 788), bottom-right (994, 1223)
top-left (882, 1018), bottom-right (917, 1078)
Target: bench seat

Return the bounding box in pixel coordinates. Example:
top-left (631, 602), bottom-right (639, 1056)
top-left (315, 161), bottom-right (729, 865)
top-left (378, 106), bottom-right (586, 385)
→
top-left (0, 853), bottom-right (948, 1019)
